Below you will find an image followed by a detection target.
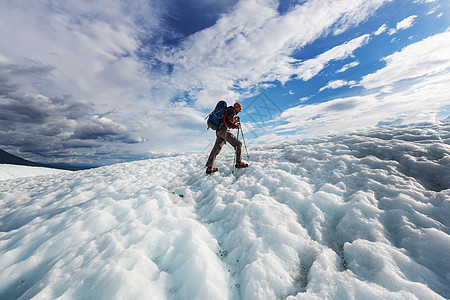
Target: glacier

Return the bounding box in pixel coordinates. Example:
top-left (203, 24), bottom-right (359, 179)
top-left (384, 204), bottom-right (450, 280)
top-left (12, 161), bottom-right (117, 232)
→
top-left (0, 124), bottom-right (449, 299)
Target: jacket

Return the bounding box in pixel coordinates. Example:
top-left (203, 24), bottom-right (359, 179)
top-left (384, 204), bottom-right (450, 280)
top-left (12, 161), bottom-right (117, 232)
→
top-left (219, 106), bottom-right (239, 130)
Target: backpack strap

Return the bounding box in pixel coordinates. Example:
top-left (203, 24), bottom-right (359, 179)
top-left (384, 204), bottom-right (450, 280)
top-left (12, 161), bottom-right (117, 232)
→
top-left (221, 110), bottom-right (229, 130)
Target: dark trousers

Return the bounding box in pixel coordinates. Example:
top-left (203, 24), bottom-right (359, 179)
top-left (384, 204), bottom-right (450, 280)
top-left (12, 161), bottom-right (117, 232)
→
top-left (206, 130), bottom-right (242, 168)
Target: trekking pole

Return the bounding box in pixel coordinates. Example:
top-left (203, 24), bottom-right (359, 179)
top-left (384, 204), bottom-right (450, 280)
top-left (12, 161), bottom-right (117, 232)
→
top-left (240, 125), bottom-right (250, 160)
top-left (232, 127), bottom-right (240, 175)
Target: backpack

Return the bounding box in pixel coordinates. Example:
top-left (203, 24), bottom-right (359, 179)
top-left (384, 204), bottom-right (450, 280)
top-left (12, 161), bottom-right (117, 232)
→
top-left (206, 100), bottom-right (227, 130)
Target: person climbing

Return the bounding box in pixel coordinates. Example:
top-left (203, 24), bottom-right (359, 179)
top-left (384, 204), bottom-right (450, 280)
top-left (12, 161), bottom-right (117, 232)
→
top-left (206, 102), bottom-right (248, 174)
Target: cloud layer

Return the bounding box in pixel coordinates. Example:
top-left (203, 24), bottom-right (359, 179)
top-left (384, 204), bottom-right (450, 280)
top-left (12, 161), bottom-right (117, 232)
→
top-left (361, 29), bottom-right (450, 89)
top-left (1, 0), bottom-right (448, 164)
top-left (162, 0), bottom-right (387, 106)
top-left (274, 29), bottom-right (450, 139)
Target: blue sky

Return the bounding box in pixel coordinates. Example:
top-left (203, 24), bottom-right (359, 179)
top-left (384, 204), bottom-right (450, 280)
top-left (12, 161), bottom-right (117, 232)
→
top-left (0, 0), bottom-right (449, 165)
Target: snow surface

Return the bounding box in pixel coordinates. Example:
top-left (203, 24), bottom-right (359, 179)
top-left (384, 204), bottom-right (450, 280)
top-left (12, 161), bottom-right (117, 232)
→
top-left (0, 164), bottom-right (67, 181)
top-left (0, 124), bottom-right (449, 299)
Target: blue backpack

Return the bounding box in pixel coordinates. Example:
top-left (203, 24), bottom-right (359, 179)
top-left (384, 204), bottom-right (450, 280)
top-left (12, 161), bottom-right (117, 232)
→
top-left (206, 100), bottom-right (227, 130)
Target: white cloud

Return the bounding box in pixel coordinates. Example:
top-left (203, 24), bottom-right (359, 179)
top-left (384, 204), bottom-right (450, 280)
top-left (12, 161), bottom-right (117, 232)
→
top-left (273, 71), bottom-right (450, 138)
top-left (295, 34), bottom-right (371, 81)
top-left (162, 0), bottom-right (388, 107)
top-left (389, 15), bottom-right (418, 35)
top-left (0, 1), bottom-right (187, 159)
top-left (374, 24), bottom-right (387, 35)
top-left (413, 0), bottom-right (437, 3)
top-left (337, 60), bottom-right (360, 73)
top-left (271, 30), bottom-right (450, 140)
top-left (319, 79), bottom-right (357, 92)
top-left (0, 1), bottom-right (165, 117)
top-left (396, 15), bottom-right (418, 30)
top-left (426, 5), bottom-right (439, 15)
top-left (361, 29), bottom-right (450, 89)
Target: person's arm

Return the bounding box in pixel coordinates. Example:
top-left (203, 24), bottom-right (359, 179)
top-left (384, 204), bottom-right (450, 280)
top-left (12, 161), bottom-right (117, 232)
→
top-left (223, 107), bottom-right (239, 129)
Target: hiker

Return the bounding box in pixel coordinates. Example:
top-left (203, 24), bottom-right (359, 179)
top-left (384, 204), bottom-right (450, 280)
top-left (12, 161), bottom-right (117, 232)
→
top-left (206, 102), bottom-right (248, 174)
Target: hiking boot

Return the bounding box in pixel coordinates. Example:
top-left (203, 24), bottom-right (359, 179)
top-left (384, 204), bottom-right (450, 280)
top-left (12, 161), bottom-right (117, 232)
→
top-left (206, 167), bottom-right (218, 174)
top-left (235, 162), bottom-right (248, 168)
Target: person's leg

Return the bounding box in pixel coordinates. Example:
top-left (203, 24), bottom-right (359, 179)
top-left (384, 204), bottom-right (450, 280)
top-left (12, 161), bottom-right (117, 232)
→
top-left (224, 131), bottom-right (242, 164)
top-left (206, 131), bottom-right (225, 168)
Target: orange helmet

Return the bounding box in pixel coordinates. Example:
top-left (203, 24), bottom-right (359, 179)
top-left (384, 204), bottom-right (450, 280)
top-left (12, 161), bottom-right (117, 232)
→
top-left (234, 102), bottom-right (242, 109)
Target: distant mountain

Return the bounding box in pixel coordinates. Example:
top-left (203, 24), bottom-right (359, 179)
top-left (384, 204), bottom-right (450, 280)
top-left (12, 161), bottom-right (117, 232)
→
top-left (0, 149), bottom-right (93, 171)
top-left (0, 149), bottom-right (41, 167)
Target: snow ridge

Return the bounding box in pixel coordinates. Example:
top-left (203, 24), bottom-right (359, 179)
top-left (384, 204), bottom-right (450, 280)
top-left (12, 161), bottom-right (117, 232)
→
top-left (0, 124), bottom-right (449, 299)
top-left (0, 164), bottom-right (67, 181)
